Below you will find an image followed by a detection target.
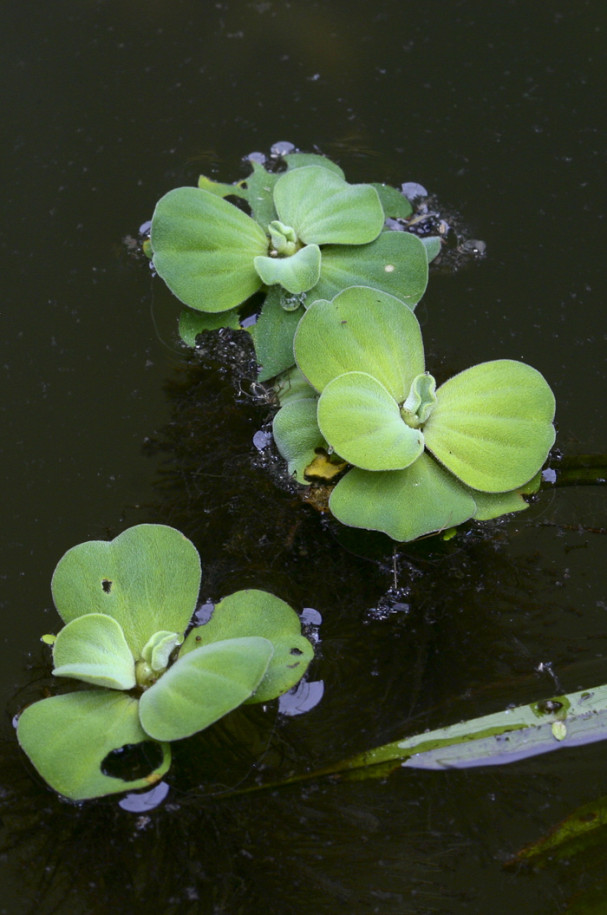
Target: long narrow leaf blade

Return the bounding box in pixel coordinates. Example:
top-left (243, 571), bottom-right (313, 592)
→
top-left (342, 684), bottom-right (607, 774)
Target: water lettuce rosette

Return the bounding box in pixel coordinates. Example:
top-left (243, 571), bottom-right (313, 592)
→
top-left (17, 524), bottom-right (313, 800)
top-left (273, 287), bottom-right (556, 541)
top-left (149, 155), bottom-right (431, 379)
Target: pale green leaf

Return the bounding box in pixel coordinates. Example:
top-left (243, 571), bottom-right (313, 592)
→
top-left (141, 630), bottom-right (183, 672)
top-left (178, 307), bottom-right (241, 347)
top-left (371, 183), bottom-right (413, 218)
top-left (180, 589), bottom-right (314, 703)
top-left (254, 244), bottom-right (321, 294)
top-left (241, 160), bottom-right (279, 229)
top-left (309, 231), bottom-right (429, 307)
top-left (329, 453), bottom-right (477, 541)
top-left (421, 236), bottom-right (442, 262)
top-left (401, 372), bottom-right (437, 426)
top-left (342, 684), bottom-right (607, 774)
top-left (51, 524), bottom-right (202, 658)
top-left (197, 175), bottom-right (247, 199)
top-left (274, 365), bottom-right (318, 406)
top-left (150, 186), bottom-right (268, 313)
top-left (423, 360), bottom-right (556, 492)
top-left (273, 167), bottom-right (384, 245)
top-left (52, 613), bottom-right (136, 690)
top-left (318, 372), bottom-right (424, 471)
top-left (294, 286), bottom-right (425, 400)
top-left (272, 398), bottom-right (324, 483)
top-left (138, 636), bottom-right (273, 742)
top-left (284, 153), bottom-right (345, 178)
top-left (17, 691), bottom-right (170, 800)
top-left (249, 288), bottom-right (303, 382)
top-left (471, 488), bottom-right (529, 521)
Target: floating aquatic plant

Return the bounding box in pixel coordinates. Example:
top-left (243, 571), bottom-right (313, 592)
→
top-left (272, 286), bottom-right (556, 541)
top-left (149, 152), bottom-right (435, 380)
top-left (17, 524), bottom-right (313, 800)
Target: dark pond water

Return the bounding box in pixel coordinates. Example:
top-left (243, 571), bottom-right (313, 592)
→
top-left (2, 1), bottom-right (606, 912)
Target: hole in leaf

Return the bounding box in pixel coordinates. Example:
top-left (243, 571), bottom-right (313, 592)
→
top-left (100, 741), bottom-right (164, 781)
top-left (101, 579), bottom-right (113, 593)
top-left (536, 699), bottom-right (563, 715)
top-left (290, 647), bottom-right (303, 656)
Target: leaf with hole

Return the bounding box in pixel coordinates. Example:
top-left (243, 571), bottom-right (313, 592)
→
top-left (17, 690), bottom-right (170, 801)
top-left (180, 589), bottom-right (315, 703)
top-left (51, 524), bottom-right (202, 657)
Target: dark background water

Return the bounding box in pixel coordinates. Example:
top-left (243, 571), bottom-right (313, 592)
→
top-left (2, 1), bottom-right (606, 912)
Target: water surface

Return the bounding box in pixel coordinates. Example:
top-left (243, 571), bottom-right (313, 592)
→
top-left (2, 2), bottom-right (606, 912)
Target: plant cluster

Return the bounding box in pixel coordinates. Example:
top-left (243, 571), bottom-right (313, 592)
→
top-left (272, 287), bottom-right (556, 541)
top-left (149, 151), bottom-right (437, 380)
top-left (17, 524), bottom-right (313, 800)
top-left (149, 148), bottom-right (556, 542)
top-left (16, 148), bottom-right (558, 801)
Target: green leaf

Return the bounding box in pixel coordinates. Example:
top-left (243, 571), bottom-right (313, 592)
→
top-left (268, 220), bottom-right (299, 255)
top-left (284, 152), bottom-right (345, 178)
top-left (249, 288), bottom-right (303, 382)
top-left (371, 183), bottom-right (413, 219)
top-left (294, 286), bottom-right (425, 400)
top-left (401, 372), bottom-right (437, 427)
top-left (329, 453), bottom-right (477, 541)
top-left (51, 524), bottom-right (202, 658)
top-left (141, 630), bottom-right (183, 672)
top-left (509, 794), bottom-right (607, 869)
top-left (272, 398), bottom-right (324, 483)
top-left (274, 365), bottom-right (318, 406)
top-left (273, 167), bottom-right (384, 245)
top-left (178, 307), bottom-right (241, 346)
top-left (421, 236), bottom-right (442, 262)
top-left (240, 160), bottom-right (279, 229)
top-left (52, 614), bottom-right (136, 690)
top-left (197, 175), bottom-right (247, 199)
top-left (340, 683), bottom-right (607, 775)
top-left (423, 360), bottom-right (556, 492)
top-left (17, 691), bottom-right (170, 800)
top-left (317, 372), bottom-right (424, 471)
top-left (180, 590), bottom-right (314, 703)
top-left (254, 244), bottom-right (321, 294)
top-left (150, 186), bottom-right (268, 313)
top-left (471, 488), bottom-right (529, 521)
top-left (309, 231), bottom-right (429, 307)
top-left (138, 636), bottom-right (274, 742)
